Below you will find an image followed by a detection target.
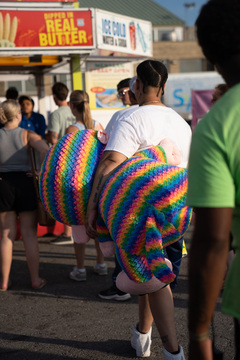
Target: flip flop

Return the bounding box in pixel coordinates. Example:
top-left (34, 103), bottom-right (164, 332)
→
top-left (32, 278), bottom-right (46, 290)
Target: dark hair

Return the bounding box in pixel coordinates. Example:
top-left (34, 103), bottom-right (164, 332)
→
top-left (136, 60), bottom-right (168, 96)
top-left (196, 0), bottom-right (240, 65)
top-left (52, 82), bottom-right (69, 101)
top-left (129, 91), bottom-right (137, 102)
top-left (117, 78), bottom-right (131, 91)
top-left (5, 87), bottom-right (18, 100)
top-left (215, 83), bottom-right (229, 96)
top-left (18, 95), bottom-right (34, 108)
top-left (211, 83), bottom-right (229, 104)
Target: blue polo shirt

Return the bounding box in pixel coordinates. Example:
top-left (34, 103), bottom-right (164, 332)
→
top-left (19, 112), bottom-right (47, 138)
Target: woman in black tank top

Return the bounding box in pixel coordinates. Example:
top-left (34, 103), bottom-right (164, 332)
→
top-left (0, 100), bottom-right (49, 291)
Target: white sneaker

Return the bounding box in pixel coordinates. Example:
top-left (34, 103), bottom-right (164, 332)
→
top-left (69, 267), bottom-right (86, 281)
top-left (131, 323), bottom-right (152, 357)
top-left (93, 263), bottom-right (108, 275)
top-left (163, 345), bottom-right (185, 360)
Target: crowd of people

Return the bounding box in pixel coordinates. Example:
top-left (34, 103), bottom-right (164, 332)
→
top-left (0, 0), bottom-right (240, 359)
top-left (0, 82), bottom-right (110, 292)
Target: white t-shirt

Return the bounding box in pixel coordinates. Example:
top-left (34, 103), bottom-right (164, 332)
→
top-left (105, 105), bottom-right (139, 137)
top-left (105, 104), bottom-right (192, 168)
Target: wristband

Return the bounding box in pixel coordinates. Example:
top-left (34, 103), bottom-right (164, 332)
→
top-left (189, 330), bottom-right (209, 342)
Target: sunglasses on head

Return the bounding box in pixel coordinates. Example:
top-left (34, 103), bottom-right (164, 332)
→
top-left (117, 89), bottom-right (129, 98)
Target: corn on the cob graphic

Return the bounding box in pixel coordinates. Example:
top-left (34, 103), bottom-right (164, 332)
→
top-left (0, 13), bottom-right (18, 47)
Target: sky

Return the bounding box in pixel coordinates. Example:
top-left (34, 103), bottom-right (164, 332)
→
top-left (154, 0), bottom-right (208, 26)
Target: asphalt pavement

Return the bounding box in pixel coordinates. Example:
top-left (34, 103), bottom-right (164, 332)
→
top-left (0, 225), bottom-right (235, 359)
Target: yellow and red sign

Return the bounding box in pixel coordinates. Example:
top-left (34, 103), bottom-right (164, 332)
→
top-left (0, 9), bottom-right (94, 52)
top-left (6, 0), bottom-right (78, 3)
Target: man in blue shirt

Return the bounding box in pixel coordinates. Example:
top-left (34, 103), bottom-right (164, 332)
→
top-left (19, 96), bottom-right (46, 139)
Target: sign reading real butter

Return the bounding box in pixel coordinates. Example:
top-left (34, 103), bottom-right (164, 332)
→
top-left (0, 9), bottom-right (94, 51)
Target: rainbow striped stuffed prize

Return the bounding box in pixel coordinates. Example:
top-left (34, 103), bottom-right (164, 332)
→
top-left (39, 130), bottom-right (106, 225)
top-left (40, 130), bottom-right (192, 288)
top-left (134, 146), bottom-right (167, 162)
top-left (98, 156), bottom-right (192, 285)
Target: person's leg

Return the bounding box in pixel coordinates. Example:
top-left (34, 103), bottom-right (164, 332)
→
top-left (112, 255), bottom-right (122, 289)
top-left (74, 242), bottom-right (85, 269)
top-left (64, 224), bottom-right (72, 237)
top-left (93, 239), bottom-right (108, 275)
top-left (133, 240), bottom-right (184, 356)
top-left (19, 210), bottom-right (45, 288)
top-left (148, 286), bottom-right (179, 353)
top-left (138, 294), bottom-right (153, 333)
top-left (131, 294), bottom-right (154, 357)
top-left (69, 242), bottom-right (87, 281)
top-left (94, 239), bottom-right (105, 264)
top-left (132, 287), bottom-right (183, 358)
top-left (98, 256), bottom-right (131, 300)
top-left (0, 211), bottom-right (17, 290)
top-left (165, 238), bottom-right (183, 291)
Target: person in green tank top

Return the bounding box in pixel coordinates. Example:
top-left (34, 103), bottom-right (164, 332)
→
top-left (187, 0), bottom-right (240, 359)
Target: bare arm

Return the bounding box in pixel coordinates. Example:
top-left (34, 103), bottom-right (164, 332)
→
top-left (188, 207), bottom-right (232, 359)
top-left (85, 150), bottom-right (127, 238)
top-left (45, 131), bottom-right (59, 145)
top-left (94, 122), bottom-right (104, 131)
top-left (27, 130), bottom-right (49, 164)
top-left (65, 125), bottom-right (78, 134)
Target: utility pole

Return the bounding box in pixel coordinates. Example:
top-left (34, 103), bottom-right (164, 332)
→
top-left (184, 2), bottom-right (195, 40)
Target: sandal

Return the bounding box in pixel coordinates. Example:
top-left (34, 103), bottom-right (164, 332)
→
top-left (32, 278), bottom-right (46, 290)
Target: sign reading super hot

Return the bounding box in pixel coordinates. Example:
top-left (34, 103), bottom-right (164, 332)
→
top-left (0, 9), bottom-right (94, 52)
